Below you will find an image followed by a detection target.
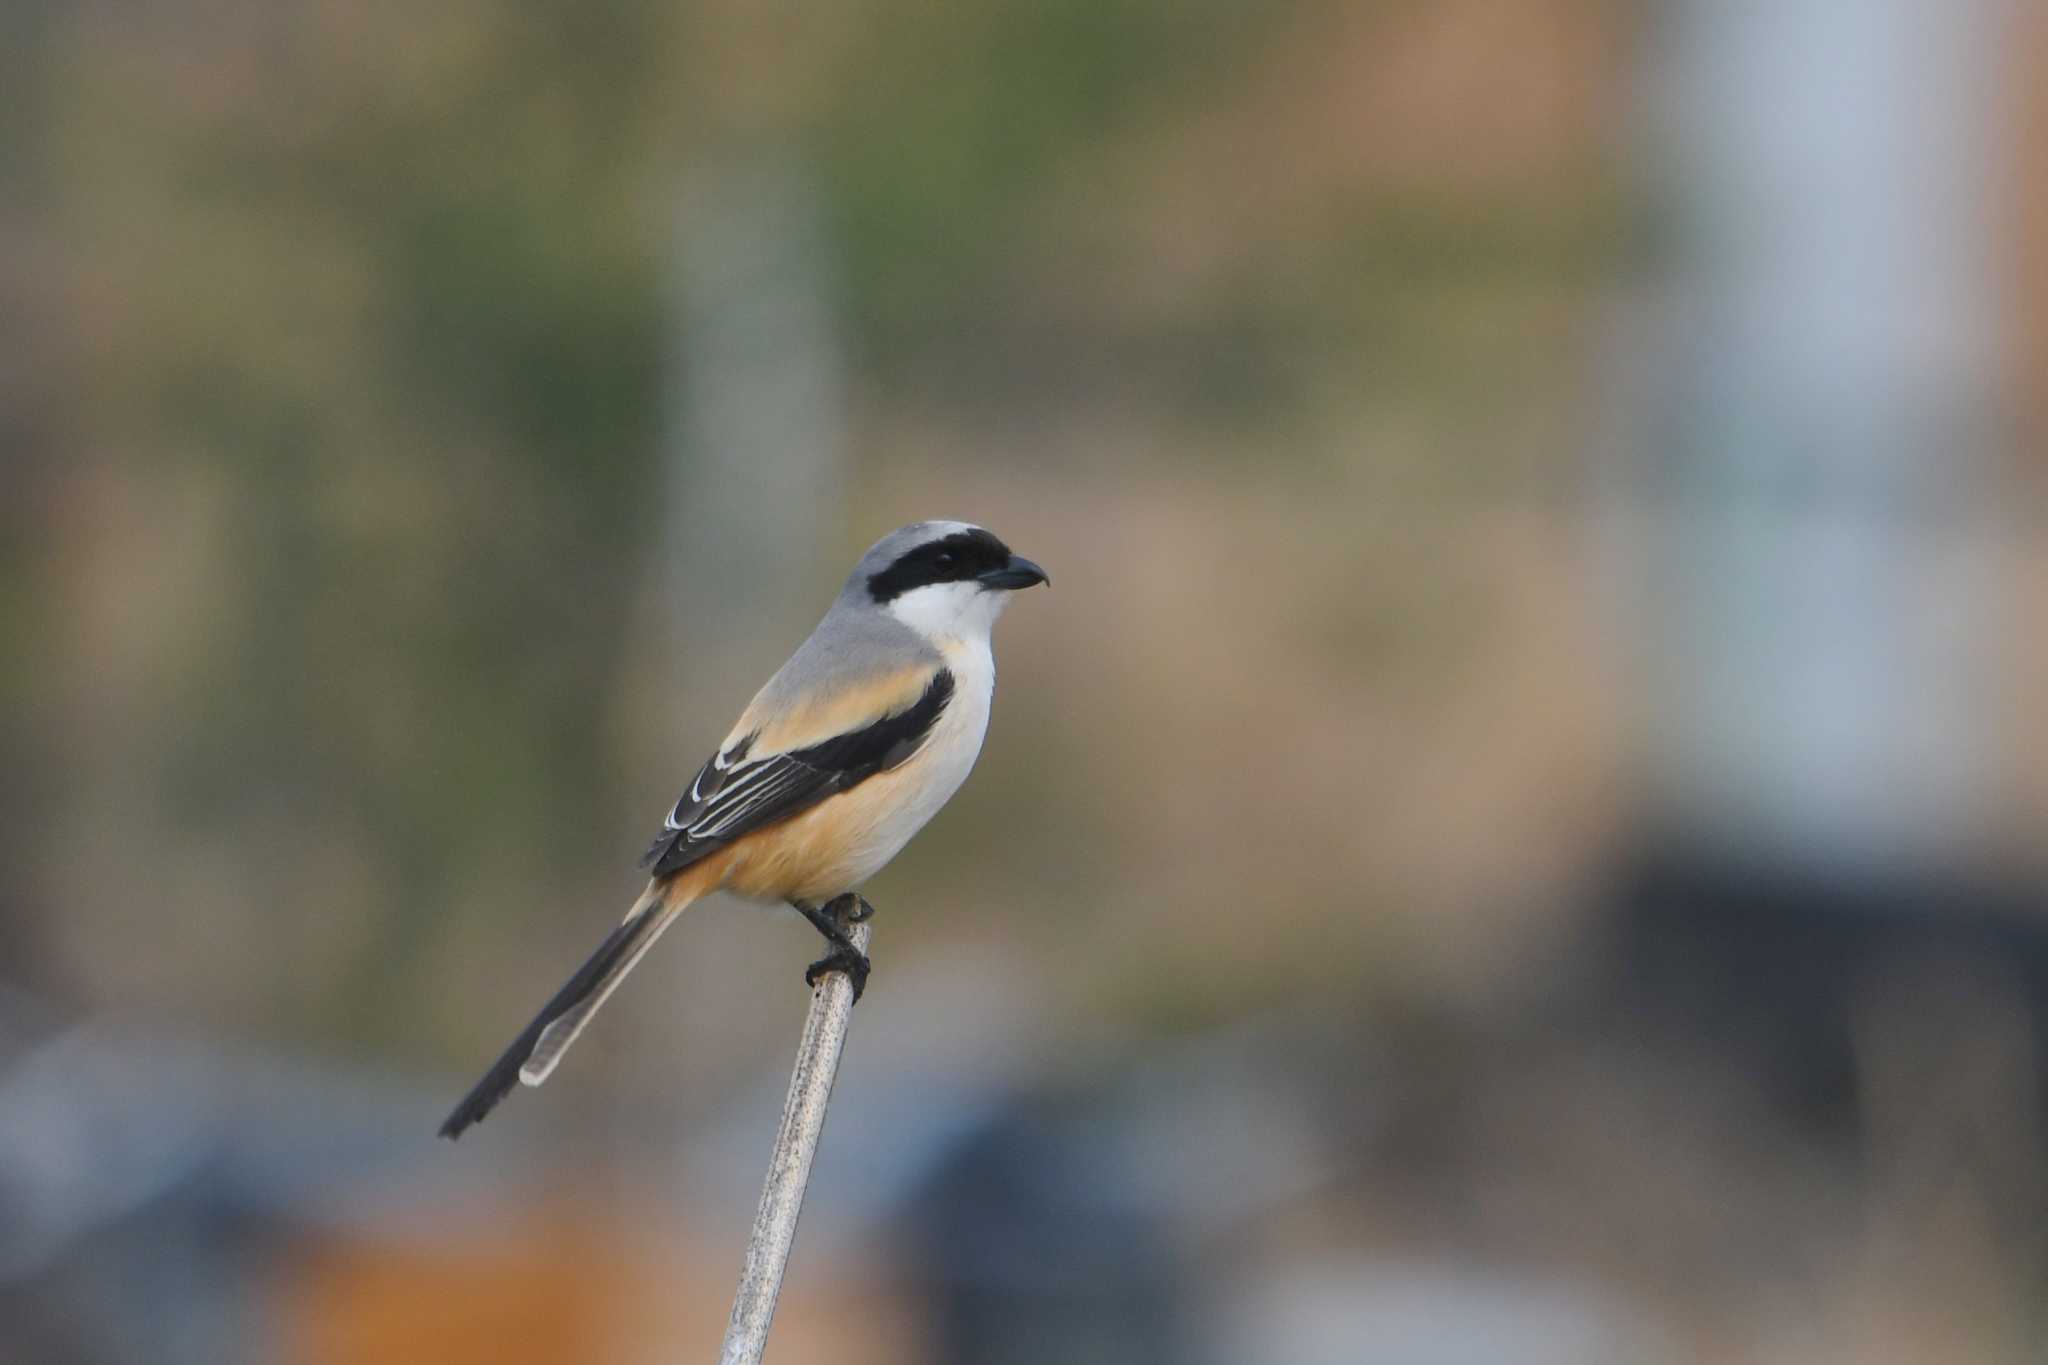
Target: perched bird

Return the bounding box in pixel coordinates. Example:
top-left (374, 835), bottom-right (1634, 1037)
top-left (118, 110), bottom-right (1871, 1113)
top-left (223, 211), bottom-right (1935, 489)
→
top-left (440, 521), bottom-right (1047, 1139)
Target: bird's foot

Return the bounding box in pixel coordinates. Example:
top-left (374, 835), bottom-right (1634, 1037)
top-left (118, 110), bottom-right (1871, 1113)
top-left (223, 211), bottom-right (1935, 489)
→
top-left (827, 892), bottom-right (876, 925)
top-left (805, 943), bottom-right (871, 1002)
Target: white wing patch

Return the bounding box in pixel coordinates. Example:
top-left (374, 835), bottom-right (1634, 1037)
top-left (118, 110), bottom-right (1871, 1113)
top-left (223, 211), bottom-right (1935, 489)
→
top-left (666, 740), bottom-right (769, 830)
top-left (685, 760), bottom-right (825, 839)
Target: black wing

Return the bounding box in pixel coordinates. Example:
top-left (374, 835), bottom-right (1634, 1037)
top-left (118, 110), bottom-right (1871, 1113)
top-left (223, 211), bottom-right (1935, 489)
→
top-left (640, 669), bottom-right (955, 878)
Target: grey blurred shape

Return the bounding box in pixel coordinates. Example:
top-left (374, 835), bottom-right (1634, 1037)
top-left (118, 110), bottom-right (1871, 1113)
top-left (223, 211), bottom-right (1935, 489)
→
top-left (663, 153), bottom-right (845, 684)
top-left (1631, 0), bottom-right (2009, 872)
top-left (1213, 1264), bottom-right (1655, 1365)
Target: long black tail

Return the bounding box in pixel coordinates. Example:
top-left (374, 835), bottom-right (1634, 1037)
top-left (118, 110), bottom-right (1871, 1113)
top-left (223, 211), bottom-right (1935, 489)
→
top-left (439, 897), bottom-right (668, 1140)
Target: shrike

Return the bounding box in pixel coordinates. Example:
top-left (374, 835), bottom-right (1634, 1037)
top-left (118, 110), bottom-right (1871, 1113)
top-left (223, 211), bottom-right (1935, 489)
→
top-left (440, 521), bottom-right (1047, 1139)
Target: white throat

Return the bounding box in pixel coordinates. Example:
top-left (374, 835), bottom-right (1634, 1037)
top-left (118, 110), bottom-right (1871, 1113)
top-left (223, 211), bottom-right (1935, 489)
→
top-left (885, 580), bottom-right (1010, 646)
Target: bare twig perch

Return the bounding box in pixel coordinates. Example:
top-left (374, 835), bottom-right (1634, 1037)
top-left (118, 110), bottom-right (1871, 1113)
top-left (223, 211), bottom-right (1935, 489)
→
top-left (718, 917), bottom-right (874, 1365)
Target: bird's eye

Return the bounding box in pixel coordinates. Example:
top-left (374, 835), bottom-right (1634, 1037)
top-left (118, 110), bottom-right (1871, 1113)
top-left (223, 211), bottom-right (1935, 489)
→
top-left (935, 552), bottom-right (956, 568)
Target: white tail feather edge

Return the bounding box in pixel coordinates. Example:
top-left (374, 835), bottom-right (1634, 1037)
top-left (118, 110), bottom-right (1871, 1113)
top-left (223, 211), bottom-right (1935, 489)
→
top-left (519, 894), bottom-right (687, 1088)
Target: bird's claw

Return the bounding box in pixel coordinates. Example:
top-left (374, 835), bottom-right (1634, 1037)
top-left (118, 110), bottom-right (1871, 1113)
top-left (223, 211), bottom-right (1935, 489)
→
top-left (823, 891), bottom-right (875, 925)
top-left (805, 944), bottom-right (871, 1002)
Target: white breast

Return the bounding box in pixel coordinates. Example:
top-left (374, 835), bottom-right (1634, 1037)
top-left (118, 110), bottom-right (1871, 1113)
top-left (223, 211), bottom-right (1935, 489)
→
top-left (843, 636), bottom-right (994, 886)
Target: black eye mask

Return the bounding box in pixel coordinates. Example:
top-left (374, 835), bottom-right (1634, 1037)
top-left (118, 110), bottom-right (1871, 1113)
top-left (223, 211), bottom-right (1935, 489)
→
top-left (867, 529), bottom-right (1013, 603)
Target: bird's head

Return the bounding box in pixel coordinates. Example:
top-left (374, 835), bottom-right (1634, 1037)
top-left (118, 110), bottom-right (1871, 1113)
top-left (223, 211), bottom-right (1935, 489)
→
top-left (851, 521), bottom-right (1047, 642)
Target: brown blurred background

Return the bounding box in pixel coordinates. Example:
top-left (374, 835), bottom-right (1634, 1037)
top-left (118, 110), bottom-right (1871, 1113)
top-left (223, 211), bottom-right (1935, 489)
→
top-left (3, 2), bottom-right (2047, 1362)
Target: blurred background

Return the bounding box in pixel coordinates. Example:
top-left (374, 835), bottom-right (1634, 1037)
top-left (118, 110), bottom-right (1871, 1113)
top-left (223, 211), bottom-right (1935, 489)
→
top-left (5, 1), bottom-right (2048, 1361)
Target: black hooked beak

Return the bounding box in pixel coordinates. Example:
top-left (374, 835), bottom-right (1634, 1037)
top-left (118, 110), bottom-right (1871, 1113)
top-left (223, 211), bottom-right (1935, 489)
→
top-left (978, 554), bottom-right (1049, 591)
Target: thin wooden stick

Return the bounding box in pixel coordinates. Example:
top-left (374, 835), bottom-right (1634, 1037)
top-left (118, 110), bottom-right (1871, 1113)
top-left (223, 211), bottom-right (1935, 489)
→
top-left (717, 919), bottom-right (873, 1365)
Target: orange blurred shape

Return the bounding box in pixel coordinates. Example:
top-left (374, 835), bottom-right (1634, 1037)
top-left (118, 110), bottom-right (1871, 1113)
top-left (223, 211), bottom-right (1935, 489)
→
top-left (276, 1211), bottom-right (665, 1365)
top-left (273, 1204), bottom-right (926, 1365)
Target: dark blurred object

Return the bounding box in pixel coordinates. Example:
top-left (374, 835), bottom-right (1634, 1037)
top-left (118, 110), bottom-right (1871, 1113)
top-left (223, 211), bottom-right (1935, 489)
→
top-left (1607, 842), bottom-right (2048, 1142)
top-left (896, 1013), bottom-right (1353, 1365)
top-left (909, 1102), bottom-right (1186, 1365)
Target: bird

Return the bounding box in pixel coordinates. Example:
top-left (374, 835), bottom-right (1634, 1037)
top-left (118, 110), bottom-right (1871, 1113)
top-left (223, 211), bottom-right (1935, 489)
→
top-left (439, 520), bottom-right (1047, 1139)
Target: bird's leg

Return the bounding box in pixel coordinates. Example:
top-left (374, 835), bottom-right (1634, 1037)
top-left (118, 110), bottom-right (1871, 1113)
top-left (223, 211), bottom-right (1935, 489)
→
top-left (791, 896), bottom-right (860, 946)
top-left (791, 896), bottom-right (873, 1002)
